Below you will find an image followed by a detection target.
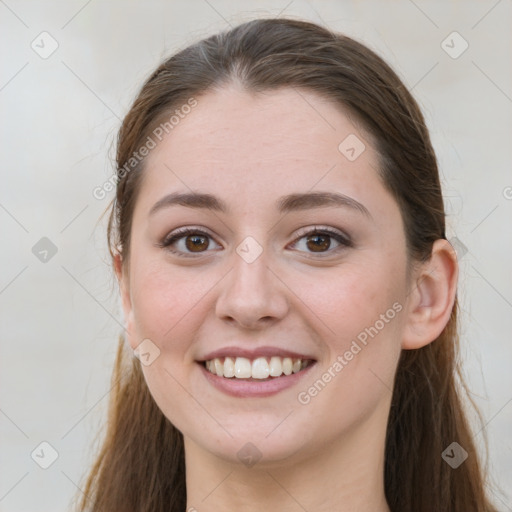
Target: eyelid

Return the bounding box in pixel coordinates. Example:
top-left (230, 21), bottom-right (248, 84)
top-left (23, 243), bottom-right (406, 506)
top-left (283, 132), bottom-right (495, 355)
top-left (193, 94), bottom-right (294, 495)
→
top-left (291, 225), bottom-right (352, 246)
top-left (158, 226), bottom-right (221, 258)
top-left (287, 226), bottom-right (353, 257)
top-left (161, 226), bottom-right (215, 245)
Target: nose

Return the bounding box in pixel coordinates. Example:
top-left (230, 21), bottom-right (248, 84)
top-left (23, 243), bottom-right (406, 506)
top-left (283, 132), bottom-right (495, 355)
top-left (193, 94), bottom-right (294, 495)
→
top-left (215, 246), bottom-right (289, 330)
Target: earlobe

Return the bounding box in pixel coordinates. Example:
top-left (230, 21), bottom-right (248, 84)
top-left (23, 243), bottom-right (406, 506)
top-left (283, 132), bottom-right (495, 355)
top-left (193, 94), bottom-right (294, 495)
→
top-left (401, 239), bottom-right (458, 350)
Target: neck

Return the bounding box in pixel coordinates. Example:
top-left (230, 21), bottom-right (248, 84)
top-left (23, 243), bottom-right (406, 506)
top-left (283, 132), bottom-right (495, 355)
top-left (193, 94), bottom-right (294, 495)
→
top-left (184, 411), bottom-right (391, 512)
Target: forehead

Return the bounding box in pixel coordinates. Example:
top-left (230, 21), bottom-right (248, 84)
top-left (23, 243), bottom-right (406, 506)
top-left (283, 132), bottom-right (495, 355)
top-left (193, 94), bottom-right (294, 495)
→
top-left (150, 86), bottom-right (370, 168)
top-left (136, 85), bottom-right (396, 222)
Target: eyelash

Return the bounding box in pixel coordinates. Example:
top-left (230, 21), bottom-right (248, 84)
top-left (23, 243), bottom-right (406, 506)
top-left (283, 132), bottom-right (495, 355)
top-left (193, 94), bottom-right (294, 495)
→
top-left (157, 226), bottom-right (353, 258)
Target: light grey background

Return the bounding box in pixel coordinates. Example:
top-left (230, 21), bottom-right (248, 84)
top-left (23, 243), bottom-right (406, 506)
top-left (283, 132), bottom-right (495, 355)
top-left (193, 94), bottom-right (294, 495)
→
top-left (1, 1), bottom-right (511, 510)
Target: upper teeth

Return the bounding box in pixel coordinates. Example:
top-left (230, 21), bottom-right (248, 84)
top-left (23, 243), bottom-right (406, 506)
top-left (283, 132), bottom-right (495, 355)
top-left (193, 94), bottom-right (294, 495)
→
top-left (205, 356), bottom-right (310, 379)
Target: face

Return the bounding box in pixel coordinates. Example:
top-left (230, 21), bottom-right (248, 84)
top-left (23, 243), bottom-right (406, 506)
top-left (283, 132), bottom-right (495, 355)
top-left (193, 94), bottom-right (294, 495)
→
top-left (119, 85), bottom-right (410, 466)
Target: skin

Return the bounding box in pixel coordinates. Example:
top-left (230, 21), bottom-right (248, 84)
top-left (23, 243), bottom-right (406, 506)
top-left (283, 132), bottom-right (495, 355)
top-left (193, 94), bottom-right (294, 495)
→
top-left (116, 85), bottom-right (458, 512)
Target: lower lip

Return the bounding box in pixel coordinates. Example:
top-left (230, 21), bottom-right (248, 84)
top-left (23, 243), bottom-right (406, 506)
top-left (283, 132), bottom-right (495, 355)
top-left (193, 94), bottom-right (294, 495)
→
top-left (198, 362), bottom-right (316, 398)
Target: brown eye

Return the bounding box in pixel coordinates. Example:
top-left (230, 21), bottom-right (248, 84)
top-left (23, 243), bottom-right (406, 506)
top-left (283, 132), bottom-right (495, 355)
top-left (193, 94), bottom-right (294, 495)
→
top-left (291, 227), bottom-right (352, 256)
top-left (160, 228), bottom-right (221, 257)
top-left (305, 233), bottom-right (332, 252)
top-left (184, 234), bottom-right (209, 252)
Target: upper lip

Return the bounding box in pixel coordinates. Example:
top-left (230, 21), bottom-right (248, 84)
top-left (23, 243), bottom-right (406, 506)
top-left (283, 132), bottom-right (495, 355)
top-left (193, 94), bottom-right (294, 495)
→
top-left (198, 345), bottom-right (316, 362)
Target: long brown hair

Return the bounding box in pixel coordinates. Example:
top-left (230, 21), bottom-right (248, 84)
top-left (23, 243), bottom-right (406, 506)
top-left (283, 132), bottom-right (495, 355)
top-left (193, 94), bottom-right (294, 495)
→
top-left (76, 18), bottom-right (498, 511)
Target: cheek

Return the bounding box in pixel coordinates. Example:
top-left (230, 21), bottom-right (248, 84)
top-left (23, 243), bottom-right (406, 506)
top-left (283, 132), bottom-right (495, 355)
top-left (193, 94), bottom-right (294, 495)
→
top-left (294, 260), bottom-right (405, 406)
top-left (300, 260), bottom-right (403, 345)
top-left (129, 262), bottom-right (223, 436)
top-left (130, 261), bottom-right (216, 351)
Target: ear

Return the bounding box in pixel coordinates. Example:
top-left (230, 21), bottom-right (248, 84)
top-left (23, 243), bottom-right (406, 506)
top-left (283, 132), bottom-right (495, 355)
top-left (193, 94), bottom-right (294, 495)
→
top-left (114, 254), bottom-right (137, 350)
top-left (402, 239), bottom-right (458, 349)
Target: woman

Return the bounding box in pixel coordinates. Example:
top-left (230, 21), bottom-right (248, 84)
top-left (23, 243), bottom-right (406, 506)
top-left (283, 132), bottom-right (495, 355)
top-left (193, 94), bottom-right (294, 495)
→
top-left (77, 18), bottom-right (498, 511)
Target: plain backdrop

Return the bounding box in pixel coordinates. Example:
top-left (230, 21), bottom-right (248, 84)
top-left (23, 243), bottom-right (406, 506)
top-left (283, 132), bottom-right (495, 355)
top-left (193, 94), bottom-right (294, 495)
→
top-left (1, 1), bottom-right (511, 510)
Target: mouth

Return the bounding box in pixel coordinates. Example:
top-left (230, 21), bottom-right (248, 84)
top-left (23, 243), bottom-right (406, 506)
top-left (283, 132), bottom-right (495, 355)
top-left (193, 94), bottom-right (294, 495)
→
top-left (203, 356), bottom-right (314, 380)
top-left (197, 354), bottom-right (317, 398)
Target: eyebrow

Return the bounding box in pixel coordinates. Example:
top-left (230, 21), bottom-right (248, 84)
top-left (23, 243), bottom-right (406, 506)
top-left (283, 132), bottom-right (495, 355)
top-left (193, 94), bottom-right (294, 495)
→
top-left (149, 191), bottom-right (372, 219)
